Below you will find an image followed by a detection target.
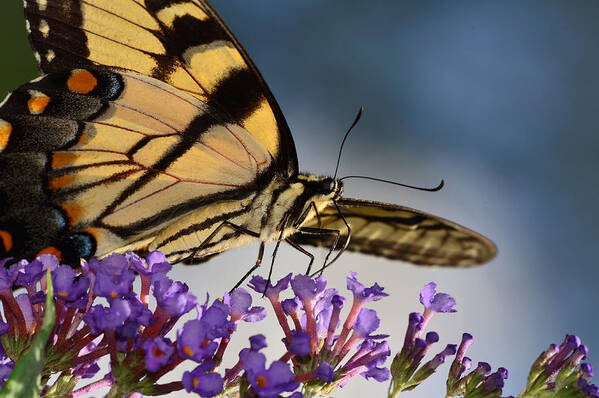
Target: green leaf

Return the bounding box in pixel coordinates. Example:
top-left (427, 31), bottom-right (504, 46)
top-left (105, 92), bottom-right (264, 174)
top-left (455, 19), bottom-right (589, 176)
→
top-left (0, 269), bottom-right (56, 398)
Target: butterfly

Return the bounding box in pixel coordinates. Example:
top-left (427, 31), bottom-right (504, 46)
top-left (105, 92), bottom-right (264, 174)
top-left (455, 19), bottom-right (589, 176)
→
top-left (0, 0), bottom-right (495, 272)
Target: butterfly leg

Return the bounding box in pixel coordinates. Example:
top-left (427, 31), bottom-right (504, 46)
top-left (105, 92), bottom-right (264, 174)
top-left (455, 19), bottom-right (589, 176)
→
top-left (314, 200), bottom-right (353, 275)
top-left (293, 201), bottom-right (322, 229)
top-left (182, 219), bottom-right (260, 263)
top-left (263, 214), bottom-right (290, 295)
top-left (295, 227), bottom-right (342, 276)
top-left (285, 238), bottom-right (314, 275)
top-left (229, 242), bottom-right (265, 293)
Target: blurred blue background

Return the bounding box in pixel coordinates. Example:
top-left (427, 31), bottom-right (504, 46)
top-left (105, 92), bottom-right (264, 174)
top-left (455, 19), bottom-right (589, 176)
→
top-left (1, 1), bottom-right (598, 396)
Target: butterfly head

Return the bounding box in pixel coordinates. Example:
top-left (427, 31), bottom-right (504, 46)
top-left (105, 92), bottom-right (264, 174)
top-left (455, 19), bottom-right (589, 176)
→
top-left (296, 174), bottom-right (344, 203)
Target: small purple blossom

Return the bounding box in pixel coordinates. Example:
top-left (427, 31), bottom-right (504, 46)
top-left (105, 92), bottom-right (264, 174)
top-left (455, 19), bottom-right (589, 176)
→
top-left (248, 274), bottom-right (292, 297)
top-left (346, 272), bottom-right (388, 303)
top-left (353, 308), bottom-right (380, 338)
top-left (224, 288), bottom-right (266, 322)
top-left (317, 361), bottom-right (335, 383)
top-left (93, 254), bottom-right (135, 299)
top-left (183, 361), bottom-right (224, 397)
top-left (52, 265), bottom-right (90, 305)
top-left (177, 319), bottom-right (218, 361)
top-left (290, 274), bottom-right (327, 302)
top-left (142, 337), bottom-right (174, 372)
top-left (419, 282), bottom-right (456, 314)
top-left (249, 334), bottom-right (268, 351)
top-left (289, 331), bottom-right (311, 357)
top-left (153, 278), bottom-right (197, 317)
top-left (83, 298), bottom-right (132, 332)
top-left (242, 350), bottom-right (299, 397)
top-left (15, 255), bottom-right (58, 288)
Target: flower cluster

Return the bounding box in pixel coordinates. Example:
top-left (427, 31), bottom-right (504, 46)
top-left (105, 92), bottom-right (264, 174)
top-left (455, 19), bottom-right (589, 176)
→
top-left (0, 251), bottom-right (596, 398)
top-left (445, 333), bottom-right (510, 398)
top-left (0, 253), bottom-right (393, 398)
top-left (518, 334), bottom-right (597, 398)
top-left (246, 271), bottom-right (391, 397)
top-left (0, 252), bottom-right (267, 397)
top-left (388, 282), bottom-right (458, 396)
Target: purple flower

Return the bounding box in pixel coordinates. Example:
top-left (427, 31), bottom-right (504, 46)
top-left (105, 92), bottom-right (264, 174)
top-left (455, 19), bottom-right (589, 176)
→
top-left (201, 304), bottom-right (235, 340)
top-left (224, 288), bottom-right (266, 322)
top-left (83, 299), bottom-right (132, 332)
top-left (248, 274), bottom-right (292, 297)
top-left (127, 251), bottom-right (171, 282)
top-left (182, 361), bottom-right (223, 397)
top-left (581, 363), bottom-right (594, 378)
top-left (177, 320), bottom-right (218, 362)
top-left (153, 278), bottom-right (197, 317)
top-left (282, 298), bottom-right (302, 316)
top-left (289, 331), bottom-right (311, 357)
top-left (419, 282), bottom-right (456, 313)
top-left (142, 337), bottom-right (174, 372)
top-left (242, 350), bottom-right (299, 397)
top-left (52, 265), bottom-right (90, 305)
top-left (0, 261), bottom-right (21, 291)
top-left (346, 272), bottom-right (388, 303)
top-left (15, 255), bottom-right (58, 288)
top-left (290, 274), bottom-right (327, 302)
top-left (93, 254), bottom-right (135, 299)
top-left (317, 361), bottom-right (335, 383)
top-left (353, 309), bottom-right (380, 337)
top-left (362, 366), bottom-right (391, 382)
top-left (250, 334), bottom-right (267, 351)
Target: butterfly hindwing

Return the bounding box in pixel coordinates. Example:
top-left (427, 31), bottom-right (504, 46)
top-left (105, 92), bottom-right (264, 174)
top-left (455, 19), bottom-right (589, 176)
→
top-left (291, 198), bottom-right (496, 267)
top-left (0, 67), bottom-right (273, 262)
top-left (24, 0), bottom-right (298, 175)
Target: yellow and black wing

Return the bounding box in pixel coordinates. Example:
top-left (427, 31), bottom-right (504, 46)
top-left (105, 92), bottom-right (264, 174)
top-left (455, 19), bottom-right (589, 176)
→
top-left (1, 0), bottom-right (300, 263)
top-left (0, 67), bottom-right (274, 263)
top-left (291, 198), bottom-right (496, 267)
top-left (23, 0), bottom-right (297, 175)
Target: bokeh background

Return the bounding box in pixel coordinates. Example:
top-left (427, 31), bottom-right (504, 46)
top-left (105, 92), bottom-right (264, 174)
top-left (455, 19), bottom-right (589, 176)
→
top-left (1, 1), bottom-right (599, 396)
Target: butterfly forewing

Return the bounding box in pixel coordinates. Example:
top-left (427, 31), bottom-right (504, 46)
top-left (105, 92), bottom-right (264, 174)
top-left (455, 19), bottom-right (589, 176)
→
top-left (24, 0), bottom-right (297, 175)
top-left (291, 198), bottom-right (496, 267)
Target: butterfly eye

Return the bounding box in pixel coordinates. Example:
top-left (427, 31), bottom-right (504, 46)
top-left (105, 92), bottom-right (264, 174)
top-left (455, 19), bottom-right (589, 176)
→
top-left (322, 178), bottom-right (336, 194)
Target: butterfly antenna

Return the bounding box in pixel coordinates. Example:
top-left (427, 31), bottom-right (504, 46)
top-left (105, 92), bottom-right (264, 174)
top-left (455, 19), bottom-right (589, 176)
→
top-left (339, 175), bottom-right (445, 192)
top-left (333, 107), bottom-right (364, 180)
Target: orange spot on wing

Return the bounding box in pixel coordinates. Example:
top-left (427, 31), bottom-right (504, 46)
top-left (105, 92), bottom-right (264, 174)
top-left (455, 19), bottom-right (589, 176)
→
top-left (37, 246), bottom-right (62, 261)
top-left (0, 120), bottom-right (12, 151)
top-left (27, 91), bottom-right (50, 114)
top-left (0, 230), bottom-right (13, 252)
top-left (67, 69), bottom-right (98, 94)
top-left (61, 202), bottom-right (84, 226)
top-left (52, 152), bottom-right (78, 168)
top-left (48, 175), bottom-right (75, 190)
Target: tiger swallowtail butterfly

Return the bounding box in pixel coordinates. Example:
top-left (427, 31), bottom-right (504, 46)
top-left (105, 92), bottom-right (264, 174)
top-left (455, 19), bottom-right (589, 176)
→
top-left (0, 0), bottom-right (496, 271)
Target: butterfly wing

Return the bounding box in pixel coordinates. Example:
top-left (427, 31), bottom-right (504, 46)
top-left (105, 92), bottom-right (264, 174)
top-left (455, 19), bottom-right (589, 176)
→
top-left (0, 68), bottom-right (273, 263)
top-left (290, 198), bottom-right (496, 267)
top-left (24, 0), bottom-right (297, 175)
